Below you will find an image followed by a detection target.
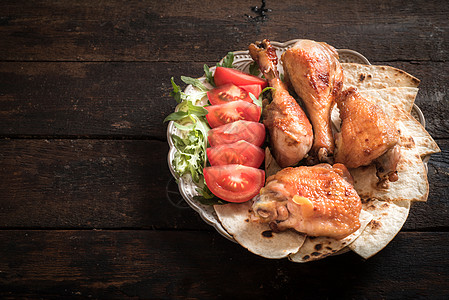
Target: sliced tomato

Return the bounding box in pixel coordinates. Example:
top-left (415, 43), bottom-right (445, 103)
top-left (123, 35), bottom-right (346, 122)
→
top-left (240, 84), bottom-right (262, 99)
top-left (214, 67), bottom-right (268, 89)
top-left (205, 100), bottom-right (261, 128)
top-left (207, 140), bottom-right (265, 168)
top-left (208, 120), bottom-right (266, 147)
top-left (207, 83), bottom-right (252, 106)
top-left (204, 164), bottom-right (265, 203)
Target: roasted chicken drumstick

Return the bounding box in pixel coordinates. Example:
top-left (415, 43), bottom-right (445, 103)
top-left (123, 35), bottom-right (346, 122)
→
top-left (249, 40), bottom-right (313, 167)
top-left (282, 40), bottom-right (344, 163)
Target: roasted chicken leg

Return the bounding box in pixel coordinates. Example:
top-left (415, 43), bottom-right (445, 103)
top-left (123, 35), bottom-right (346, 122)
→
top-left (252, 164), bottom-right (362, 240)
top-left (282, 40), bottom-right (344, 162)
top-left (249, 39), bottom-right (313, 167)
top-left (334, 87), bottom-right (400, 169)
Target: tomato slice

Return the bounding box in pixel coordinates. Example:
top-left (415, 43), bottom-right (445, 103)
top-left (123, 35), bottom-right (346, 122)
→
top-left (204, 164), bottom-right (265, 203)
top-left (207, 140), bottom-right (265, 168)
top-left (214, 67), bottom-right (268, 89)
top-left (240, 84), bottom-right (262, 99)
top-left (207, 83), bottom-right (252, 106)
top-left (205, 100), bottom-right (261, 128)
top-left (208, 120), bottom-right (266, 147)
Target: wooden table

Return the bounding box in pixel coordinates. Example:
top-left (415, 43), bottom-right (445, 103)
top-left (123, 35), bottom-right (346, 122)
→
top-left (1, 1), bottom-right (448, 298)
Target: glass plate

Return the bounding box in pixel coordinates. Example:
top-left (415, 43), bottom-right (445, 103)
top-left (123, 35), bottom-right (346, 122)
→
top-left (167, 39), bottom-right (426, 243)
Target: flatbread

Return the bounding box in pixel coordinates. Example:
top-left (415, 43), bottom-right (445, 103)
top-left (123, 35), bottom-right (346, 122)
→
top-left (359, 87), bottom-right (418, 113)
top-left (351, 140), bottom-right (429, 202)
top-left (349, 199), bottom-right (410, 259)
top-left (395, 106), bottom-right (440, 158)
top-left (214, 201), bottom-right (306, 259)
top-left (362, 94), bottom-right (440, 158)
top-left (342, 63), bottom-right (420, 90)
top-left (264, 147), bottom-right (282, 178)
top-left (289, 209), bottom-right (373, 263)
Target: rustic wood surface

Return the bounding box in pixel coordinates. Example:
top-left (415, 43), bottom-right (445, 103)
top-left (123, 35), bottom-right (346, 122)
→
top-left (1, 0), bottom-right (448, 298)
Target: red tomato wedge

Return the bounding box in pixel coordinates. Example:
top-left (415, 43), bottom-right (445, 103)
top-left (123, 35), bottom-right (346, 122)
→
top-left (240, 84), bottom-right (262, 99)
top-left (205, 100), bottom-right (261, 128)
top-left (204, 164), bottom-right (265, 203)
top-left (207, 83), bottom-right (252, 106)
top-left (208, 120), bottom-right (266, 147)
top-left (214, 67), bottom-right (268, 89)
top-left (207, 140), bottom-right (265, 168)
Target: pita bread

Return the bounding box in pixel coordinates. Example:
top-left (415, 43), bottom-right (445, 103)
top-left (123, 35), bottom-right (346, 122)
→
top-left (289, 209), bottom-right (373, 263)
top-left (349, 199), bottom-right (410, 259)
top-left (342, 63), bottom-right (420, 90)
top-left (214, 201), bottom-right (306, 259)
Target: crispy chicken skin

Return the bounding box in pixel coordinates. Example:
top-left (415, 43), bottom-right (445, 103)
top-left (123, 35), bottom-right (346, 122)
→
top-left (252, 164), bottom-right (362, 240)
top-left (282, 40), bottom-right (344, 162)
top-left (249, 40), bottom-right (313, 167)
top-left (334, 88), bottom-right (400, 169)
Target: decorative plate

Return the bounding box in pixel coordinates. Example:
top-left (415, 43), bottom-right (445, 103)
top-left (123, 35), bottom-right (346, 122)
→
top-left (167, 40), bottom-right (426, 242)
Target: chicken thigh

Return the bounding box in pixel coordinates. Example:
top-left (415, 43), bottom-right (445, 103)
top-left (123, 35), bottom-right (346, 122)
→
top-left (249, 39), bottom-right (313, 167)
top-left (252, 164), bottom-right (362, 240)
top-left (334, 87), bottom-right (400, 169)
top-left (282, 40), bottom-right (344, 163)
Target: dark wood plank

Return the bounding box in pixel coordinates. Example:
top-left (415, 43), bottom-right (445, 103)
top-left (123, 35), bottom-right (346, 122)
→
top-left (1, 1), bottom-right (447, 62)
top-left (0, 139), bottom-right (447, 230)
top-left (0, 61), bottom-right (198, 138)
top-left (1, 61), bottom-right (448, 139)
top-left (0, 230), bottom-right (448, 299)
top-left (0, 139), bottom-right (209, 230)
top-left (382, 61), bottom-right (449, 139)
top-left (405, 139), bottom-right (449, 230)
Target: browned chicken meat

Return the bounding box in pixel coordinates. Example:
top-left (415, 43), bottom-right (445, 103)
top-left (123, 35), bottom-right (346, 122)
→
top-left (249, 39), bottom-right (313, 167)
top-left (252, 164), bottom-right (362, 240)
top-left (334, 88), bottom-right (400, 169)
top-left (282, 40), bottom-right (344, 163)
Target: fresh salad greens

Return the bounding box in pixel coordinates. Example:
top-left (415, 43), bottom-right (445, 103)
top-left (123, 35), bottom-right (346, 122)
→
top-left (249, 61), bottom-right (261, 76)
top-left (166, 52), bottom-right (269, 204)
top-left (204, 52), bottom-right (234, 87)
top-left (249, 86), bottom-right (275, 108)
top-left (164, 77), bottom-right (210, 186)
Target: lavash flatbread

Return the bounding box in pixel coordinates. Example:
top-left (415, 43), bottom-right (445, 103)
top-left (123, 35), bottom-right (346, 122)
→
top-left (351, 144), bottom-right (428, 202)
top-left (364, 93), bottom-right (440, 157)
top-left (214, 201), bottom-right (306, 259)
top-left (342, 63), bottom-right (420, 90)
top-left (264, 147), bottom-right (282, 178)
top-left (349, 199), bottom-right (410, 259)
top-left (289, 209), bottom-right (373, 263)
top-left (360, 87), bottom-right (418, 113)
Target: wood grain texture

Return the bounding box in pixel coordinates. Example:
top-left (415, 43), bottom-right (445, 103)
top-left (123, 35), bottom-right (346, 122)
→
top-left (0, 230), bottom-right (448, 299)
top-left (1, 0), bottom-right (448, 62)
top-left (1, 61), bottom-right (448, 139)
top-left (0, 61), bottom-right (198, 138)
top-left (0, 139), bottom-right (447, 230)
top-left (0, 139), bottom-right (209, 230)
